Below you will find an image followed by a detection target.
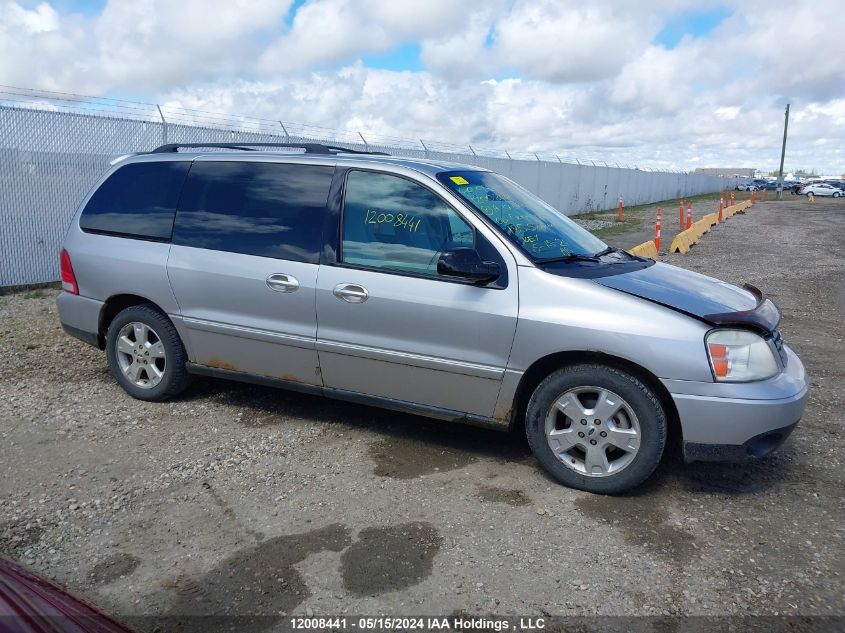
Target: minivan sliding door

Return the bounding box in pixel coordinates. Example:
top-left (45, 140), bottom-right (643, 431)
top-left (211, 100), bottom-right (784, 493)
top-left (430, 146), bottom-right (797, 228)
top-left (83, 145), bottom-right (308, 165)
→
top-left (167, 159), bottom-right (333, 386)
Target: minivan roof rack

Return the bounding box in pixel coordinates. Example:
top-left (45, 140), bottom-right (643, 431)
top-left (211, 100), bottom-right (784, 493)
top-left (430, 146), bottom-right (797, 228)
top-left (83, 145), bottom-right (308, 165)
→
top-left (149, 142), bottom-right (389, 156)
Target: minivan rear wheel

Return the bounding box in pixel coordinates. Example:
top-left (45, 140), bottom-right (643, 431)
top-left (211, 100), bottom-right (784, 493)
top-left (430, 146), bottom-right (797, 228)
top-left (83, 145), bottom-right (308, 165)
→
top-left (106, 305), bottom-right (190, 401)
top-left (525, 364), bottom-right (666, 494)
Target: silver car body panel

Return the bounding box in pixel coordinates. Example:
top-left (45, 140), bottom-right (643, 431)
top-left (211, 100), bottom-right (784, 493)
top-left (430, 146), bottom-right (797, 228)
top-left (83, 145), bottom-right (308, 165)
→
top-left (315, 266), bottom-right (518, 417)
top-left (167, 245), bottom-right (322, 386)
top-left (57, 149), bottom-right (809, 457)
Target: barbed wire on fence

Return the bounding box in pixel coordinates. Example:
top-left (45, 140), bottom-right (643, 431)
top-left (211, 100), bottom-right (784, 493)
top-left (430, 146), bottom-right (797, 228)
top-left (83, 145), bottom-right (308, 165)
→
top-left (0, 84), bottom-right (696, 171)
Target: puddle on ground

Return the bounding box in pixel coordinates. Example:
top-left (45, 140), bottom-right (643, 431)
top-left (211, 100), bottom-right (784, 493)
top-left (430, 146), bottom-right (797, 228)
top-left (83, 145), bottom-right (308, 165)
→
top-left (87, 552), bottom-right (141, 585)
top-left (476, 484), bottom-right (531, 506)
top-left (369, 436), bottom-right (477, 479)
top-left (164, 523), bottom-right (351, 633)
top-left (574, 494), bottom-right (698, 565)
top-left (366, 418), bottom-right (530, 479)
top-left (340, 522), bottom-right (442, 596)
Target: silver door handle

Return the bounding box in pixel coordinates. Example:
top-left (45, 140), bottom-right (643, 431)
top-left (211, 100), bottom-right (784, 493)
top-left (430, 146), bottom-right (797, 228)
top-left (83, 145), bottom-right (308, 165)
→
top-left (266, 273), bottom-right (299, 293)
top-left (333, 283), bottom-right (369, 303)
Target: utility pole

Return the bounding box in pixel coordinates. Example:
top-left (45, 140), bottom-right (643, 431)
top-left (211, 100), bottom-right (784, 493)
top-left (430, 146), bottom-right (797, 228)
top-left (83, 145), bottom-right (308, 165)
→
top-left (776, 103), bottom-right (790, 200)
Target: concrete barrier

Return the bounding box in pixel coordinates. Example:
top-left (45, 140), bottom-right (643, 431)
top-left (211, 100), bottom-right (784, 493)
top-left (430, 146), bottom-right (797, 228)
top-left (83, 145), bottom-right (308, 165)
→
top-left (669, 200), bottom-right (752, 253)
top-left (628, 240), bottom-right (658, 258)
top-left (669, 226), bottom-right (698, 254)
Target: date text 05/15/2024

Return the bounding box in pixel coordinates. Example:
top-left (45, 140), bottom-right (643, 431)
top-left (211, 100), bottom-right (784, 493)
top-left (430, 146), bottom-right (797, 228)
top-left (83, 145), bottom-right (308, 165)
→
top-left (289, 616), bottom-right (547, 631)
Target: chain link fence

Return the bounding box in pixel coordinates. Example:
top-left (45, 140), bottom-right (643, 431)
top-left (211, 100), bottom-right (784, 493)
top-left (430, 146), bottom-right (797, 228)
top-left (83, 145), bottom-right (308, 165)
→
top-left (0, 95), bottom-right (728, 287)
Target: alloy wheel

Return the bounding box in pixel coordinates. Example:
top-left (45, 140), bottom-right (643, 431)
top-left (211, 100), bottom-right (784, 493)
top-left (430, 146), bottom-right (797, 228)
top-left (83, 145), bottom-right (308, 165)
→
top-left (544, 386), bottom-right (641, 477)
top-left (115, 322), bottom-right (166, 388)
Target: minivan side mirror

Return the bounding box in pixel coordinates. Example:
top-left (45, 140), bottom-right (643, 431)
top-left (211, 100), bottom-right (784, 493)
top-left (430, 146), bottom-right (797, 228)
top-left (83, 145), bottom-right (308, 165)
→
top-left (437, 248), bottom-right (501, 285)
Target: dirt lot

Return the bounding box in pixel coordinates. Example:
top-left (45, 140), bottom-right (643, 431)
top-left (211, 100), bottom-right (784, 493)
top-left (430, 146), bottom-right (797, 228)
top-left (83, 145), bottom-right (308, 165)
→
top-left (1, 196), bottom-right (843, 629)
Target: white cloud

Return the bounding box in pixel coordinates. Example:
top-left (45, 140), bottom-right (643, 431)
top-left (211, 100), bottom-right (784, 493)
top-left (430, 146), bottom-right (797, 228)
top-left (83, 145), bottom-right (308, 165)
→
top-left (0, 0), bottom-right (843, 172)
top-left (259, 0), bottom-right (475, 73)
top-left (2, 1), bottom-right (59, 33)
top-left (94, 0), bottom-right (290, 89)
top-left (491, 1), bottom-right (657, 82)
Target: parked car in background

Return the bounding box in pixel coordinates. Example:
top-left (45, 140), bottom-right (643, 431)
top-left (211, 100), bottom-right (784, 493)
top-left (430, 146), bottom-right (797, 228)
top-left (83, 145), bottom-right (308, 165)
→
top-left (800, 182), bottom-right (842, 197)
top-left (824, 180), bottom-right (845, 191)
top-left (57, 142), bottom-right (809, 494)
top-left (735, 182), bottom-right (758, 191)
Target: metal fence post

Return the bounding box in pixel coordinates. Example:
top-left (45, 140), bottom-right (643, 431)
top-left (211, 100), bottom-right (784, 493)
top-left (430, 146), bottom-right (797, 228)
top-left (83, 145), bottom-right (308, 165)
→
top-left (279, 121), bottom-right (290, 142)
top-left (156, 104), bottom-right (167, 145)
top-left (420, 139), bottom-right (428, 158)
top-left (358, 132), bottom-right (369, 151)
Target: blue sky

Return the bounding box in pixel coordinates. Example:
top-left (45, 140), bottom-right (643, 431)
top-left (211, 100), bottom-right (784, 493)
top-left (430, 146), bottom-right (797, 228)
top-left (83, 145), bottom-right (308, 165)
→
top-left (654, 6), bottom-right (733, 49)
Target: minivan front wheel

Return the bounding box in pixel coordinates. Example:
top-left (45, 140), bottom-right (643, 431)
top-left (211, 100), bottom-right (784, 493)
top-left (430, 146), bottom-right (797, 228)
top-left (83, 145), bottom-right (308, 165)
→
top-left (526, 364), bottom-right (666, 494)
top-left (106, 305), bottom-right (190, 401)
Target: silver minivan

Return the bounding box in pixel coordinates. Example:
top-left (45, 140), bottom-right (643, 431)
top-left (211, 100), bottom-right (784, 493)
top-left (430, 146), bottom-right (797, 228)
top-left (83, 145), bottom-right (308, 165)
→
top-left (57, 143), bottom-right (809, 493)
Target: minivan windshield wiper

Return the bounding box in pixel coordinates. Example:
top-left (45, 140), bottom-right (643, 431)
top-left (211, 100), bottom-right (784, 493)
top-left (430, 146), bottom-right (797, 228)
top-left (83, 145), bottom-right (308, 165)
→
top-left (536, 253), bottom-right (601, 264)
top-left (538, 246), bottom-right (638, 265)
top-left (594, 245), bottom-right (637, 260)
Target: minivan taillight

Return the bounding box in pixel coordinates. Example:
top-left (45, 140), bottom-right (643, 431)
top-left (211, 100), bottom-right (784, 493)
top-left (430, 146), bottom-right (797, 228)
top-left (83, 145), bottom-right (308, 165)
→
top-left (60, 249), bottom-right (78, 295)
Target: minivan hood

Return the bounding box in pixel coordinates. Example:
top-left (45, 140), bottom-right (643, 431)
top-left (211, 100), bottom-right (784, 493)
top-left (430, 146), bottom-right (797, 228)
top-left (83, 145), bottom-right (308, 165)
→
top-left (594, 262), bottom-right (780, 332)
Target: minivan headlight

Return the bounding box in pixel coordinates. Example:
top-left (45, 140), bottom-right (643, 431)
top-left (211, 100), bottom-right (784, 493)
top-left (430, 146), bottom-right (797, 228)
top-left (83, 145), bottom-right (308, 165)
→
top-left (706, 329), bottom-right (779, 382)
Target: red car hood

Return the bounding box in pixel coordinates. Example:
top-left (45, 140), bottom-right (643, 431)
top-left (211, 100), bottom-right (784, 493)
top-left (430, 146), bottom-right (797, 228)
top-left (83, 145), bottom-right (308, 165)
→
top-left (0, 557), bottom-right (135, 633)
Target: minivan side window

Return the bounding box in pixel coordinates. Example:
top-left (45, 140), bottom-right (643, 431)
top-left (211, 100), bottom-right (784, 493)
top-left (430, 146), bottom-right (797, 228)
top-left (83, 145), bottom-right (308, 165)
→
top-left (173, 161), bottom-right (334, 263)
top-left (341, 170), bottom-right (474, 277)
top-left (79, 161), bottom-right (190, 241)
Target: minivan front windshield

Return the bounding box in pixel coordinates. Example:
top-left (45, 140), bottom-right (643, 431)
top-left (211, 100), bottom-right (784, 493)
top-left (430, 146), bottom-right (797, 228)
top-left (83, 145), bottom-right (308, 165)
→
top-left (437, 170), bottom-right (607, 261)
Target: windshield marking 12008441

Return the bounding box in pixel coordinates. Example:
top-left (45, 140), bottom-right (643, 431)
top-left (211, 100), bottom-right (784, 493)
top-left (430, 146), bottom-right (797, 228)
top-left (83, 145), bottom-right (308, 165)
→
top-left (438, 170), bottom-right (607, 261)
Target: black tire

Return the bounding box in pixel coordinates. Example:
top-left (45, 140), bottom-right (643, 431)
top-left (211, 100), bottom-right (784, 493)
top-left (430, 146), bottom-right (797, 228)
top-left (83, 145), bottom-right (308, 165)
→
top-left (105, 304), bottom-right (191, 401)
top-left (525, 364), bottom-right (666, 494)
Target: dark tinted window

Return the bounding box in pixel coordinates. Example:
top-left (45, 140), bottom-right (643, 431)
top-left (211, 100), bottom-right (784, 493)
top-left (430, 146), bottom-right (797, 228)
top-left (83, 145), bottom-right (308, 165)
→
top-left (341, 170), bottom-right (473, 276)
top-left (173, 162), bottom-right (333, 263)
top-left (80, 161), bottom-right (189, 240)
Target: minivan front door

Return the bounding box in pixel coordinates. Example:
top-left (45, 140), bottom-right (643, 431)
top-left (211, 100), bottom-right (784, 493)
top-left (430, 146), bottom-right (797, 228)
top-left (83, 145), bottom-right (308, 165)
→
top-left (315, 169), bottom-right (518, 419)
top-left (167, 159), bottom-right (335, 386)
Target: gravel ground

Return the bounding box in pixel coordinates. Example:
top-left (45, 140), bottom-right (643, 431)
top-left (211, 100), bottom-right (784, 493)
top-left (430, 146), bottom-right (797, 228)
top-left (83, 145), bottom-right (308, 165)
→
top-left (1, 197), bottom-right (843, 629)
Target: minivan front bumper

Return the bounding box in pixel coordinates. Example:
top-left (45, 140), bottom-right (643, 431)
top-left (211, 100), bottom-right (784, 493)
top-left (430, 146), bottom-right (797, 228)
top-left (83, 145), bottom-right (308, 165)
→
top-left (662, 345), bottom-right (809, 462)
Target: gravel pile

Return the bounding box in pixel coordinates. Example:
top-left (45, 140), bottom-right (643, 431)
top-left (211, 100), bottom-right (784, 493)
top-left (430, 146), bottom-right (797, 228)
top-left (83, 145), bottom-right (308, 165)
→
top-left (572, 218), bottom-right (615, 231)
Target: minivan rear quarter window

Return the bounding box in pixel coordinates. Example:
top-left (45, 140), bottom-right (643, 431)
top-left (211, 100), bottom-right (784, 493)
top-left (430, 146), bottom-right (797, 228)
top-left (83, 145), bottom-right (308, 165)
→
top-left (79, 161), bottom-right (190, 240)
top-left (173, 161), bottom-right (333, 263)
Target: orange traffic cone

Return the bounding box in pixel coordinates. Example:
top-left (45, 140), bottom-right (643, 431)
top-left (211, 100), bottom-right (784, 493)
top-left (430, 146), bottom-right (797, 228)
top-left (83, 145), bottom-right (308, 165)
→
top-left (686, 203), bottom-right (692, 229)
top-left (617, 197), bottom-right (623, 222)
top-left (655, 208), bottom-right (662, 251)
top-left (679, 200), bottom-right (685, 231)
top-left (718, 195), bottom-right (724, 222)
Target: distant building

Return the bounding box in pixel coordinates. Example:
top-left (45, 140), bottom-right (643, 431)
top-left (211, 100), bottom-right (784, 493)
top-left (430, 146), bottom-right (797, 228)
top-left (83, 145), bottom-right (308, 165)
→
top-left (694, 167), bottom-right (756, 178)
